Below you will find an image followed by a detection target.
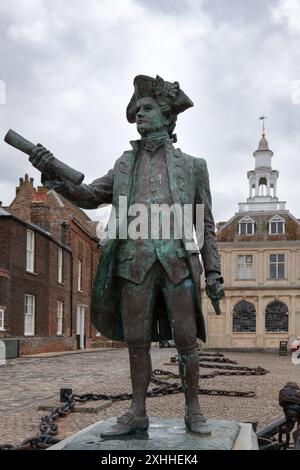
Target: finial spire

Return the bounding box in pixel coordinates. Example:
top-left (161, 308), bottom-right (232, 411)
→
top-left (259, 115), bottom-right (267, 136)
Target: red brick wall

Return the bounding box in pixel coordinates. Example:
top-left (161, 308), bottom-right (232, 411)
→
top-left (2, 174), bottom-right (104, 353)
top-left (8, 221), bottom-right (50, 336)
top-left (20, 336), bottom-right (76, 355)
top-left (30, 203), bottom-right (50, 232)
top-left (0, 218), bottom-right (11, 336)
top-left (48, 242), bottom-right (72, 337)
top-left (0, 217), bottom-right (11, 271)
top-left (0, 216), bottom-right (72, 344)
top-left (69, 220), bottom-right (101, 341)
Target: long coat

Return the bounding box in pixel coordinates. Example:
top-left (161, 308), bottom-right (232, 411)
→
top-left (50, 139), bottom-right (221, 343)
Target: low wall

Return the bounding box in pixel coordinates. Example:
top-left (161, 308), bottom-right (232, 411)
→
top-left (88, 338), bottom-right (125, 349)
top-left (20, 336), bottom-right (76, 355)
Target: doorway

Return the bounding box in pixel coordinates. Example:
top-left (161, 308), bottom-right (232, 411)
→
top-left (76, 305), bottom-right (86, 349)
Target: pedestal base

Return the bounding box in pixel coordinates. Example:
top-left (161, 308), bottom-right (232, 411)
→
top-left (49, 417), bottom-right (258, 450)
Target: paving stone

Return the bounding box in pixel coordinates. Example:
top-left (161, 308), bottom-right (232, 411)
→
top-left (0, 348), bottom-right (297, 446)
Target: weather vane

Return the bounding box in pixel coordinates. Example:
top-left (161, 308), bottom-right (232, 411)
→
top-left (259, 115), bottom-right (268, 136)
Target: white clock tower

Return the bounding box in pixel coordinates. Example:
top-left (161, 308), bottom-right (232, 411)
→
top-left (238, 123), bottom-right (286, 212)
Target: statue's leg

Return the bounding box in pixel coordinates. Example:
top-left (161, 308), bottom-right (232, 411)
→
top-left (101, 268), bottom-right (157, 438)
top-left (121, 270), bottom-right (157, 418)
top-left (127, 344), bottom-right (152, 417)
top-left (162, 273), bottom-right (211, 435)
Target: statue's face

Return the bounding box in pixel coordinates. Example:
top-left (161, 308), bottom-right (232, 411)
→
top-left (135, 97), bottom-right (168, 136)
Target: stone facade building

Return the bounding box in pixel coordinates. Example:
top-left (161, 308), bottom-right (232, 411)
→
top-left (203, 132), bottom-right (300, 350)
top-left (0, 174), bottom-right (112, 355)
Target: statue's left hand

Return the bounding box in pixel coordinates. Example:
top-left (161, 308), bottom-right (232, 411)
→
top-left (205, 272), bottom-right (225, 302)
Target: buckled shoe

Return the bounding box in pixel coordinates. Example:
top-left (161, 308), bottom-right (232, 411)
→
top-left (185, 412), bottom-right (212, 435)
top-left (100, 411), bottom-right (149, 439)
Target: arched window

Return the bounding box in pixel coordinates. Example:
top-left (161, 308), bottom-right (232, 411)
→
top-left (233, 301), bottom-right (256, 332)
top-left (265, 301), bottom-right (288, 333)
top-left (259, 177), bottom-right (267, 196)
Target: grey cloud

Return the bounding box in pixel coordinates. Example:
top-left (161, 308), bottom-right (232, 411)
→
top-left (200, 0), bottom-right (276, 24)
top-left (136, 0), bottom-right (193, 16)
top-left (0, 0), bottom-right (299, 224)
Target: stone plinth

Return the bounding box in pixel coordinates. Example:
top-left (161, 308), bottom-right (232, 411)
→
top-left (49, 417), bottom-right (258, 450)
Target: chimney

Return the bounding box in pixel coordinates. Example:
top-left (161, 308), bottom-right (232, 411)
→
top-left (16, 175), bottom-right (34, 194)
top-left (16, 177), bottom-right (24, 194)
top-left (30, 203), bottom-right (50, 232)
top-left (33, 186), bottom-right (48, 202)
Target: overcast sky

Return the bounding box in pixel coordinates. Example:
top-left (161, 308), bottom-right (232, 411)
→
top-left (0, 0), bottom-right (299, 224)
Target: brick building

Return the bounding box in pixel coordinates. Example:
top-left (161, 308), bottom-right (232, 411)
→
top-left (0, 174), bottom-right (111, 355)
top-left (202, 131), bottom-right (300, 351)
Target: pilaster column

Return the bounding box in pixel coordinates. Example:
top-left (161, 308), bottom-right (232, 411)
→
top-left (225, 296), bottom-right (232, 348)
top-left (257, 250), bottom-right (264, 285)
top-left (256, 295), bottom-right (264, 348)
top-left (290, 251), bottom-right (296, 284)
top-left (290, 296), bottom-right (296, 337)
top-left (249, 179), bottom-right (252, 198)
top-left (226, 251), bottom-right (231, 286)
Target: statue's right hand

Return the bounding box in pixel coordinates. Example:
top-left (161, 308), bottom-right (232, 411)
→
top-left (41, 171), bottom-right (65, 190)
top-left (29, 144), bottom-right (54, 173)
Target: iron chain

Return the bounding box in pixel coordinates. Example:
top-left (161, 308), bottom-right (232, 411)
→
top-left (0, 354), bottom-right (270, 450)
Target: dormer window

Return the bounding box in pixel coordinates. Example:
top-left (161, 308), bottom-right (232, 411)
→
top-left (268, 215), bottom-right (285, 235)
top-left (238, 216), bottom-right (255, 235)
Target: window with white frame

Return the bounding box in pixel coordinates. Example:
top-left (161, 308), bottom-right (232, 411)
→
top-left (57, 301), bottom-right (63, 335)
top-left (77, 259), bottom-right (82, 292)
top-left (268, 215), bottom-right (285, 235)
top-left (237, 255), bottom-right (253, 279)
top-left (270, 254), bottom-right (285, 279)
top-left (0, 309), bottom-right (4, 330)
top-left (24, 294), bottom-right (35, 336)
top-left (238, 216), bottom-right (255, 235)
top-left (58, 248), bottom-right (63, 283)
top-left (26, 229), bottom-right (35, 272)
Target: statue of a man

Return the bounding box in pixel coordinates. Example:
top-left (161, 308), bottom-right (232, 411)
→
top-left (29, 74), bottom-right (224, 438)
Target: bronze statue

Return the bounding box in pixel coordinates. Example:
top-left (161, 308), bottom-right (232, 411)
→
top-left (7, 75), bottom-right (224, 438)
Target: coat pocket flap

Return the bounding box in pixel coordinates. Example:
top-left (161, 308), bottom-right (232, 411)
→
top-left (117, 249), bottom-right (135, 261)
top-left (176, 248), bottom-right (187, 258)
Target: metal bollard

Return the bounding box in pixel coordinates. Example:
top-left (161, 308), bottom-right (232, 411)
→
top-left (60, 388), bottom-right (73, 402)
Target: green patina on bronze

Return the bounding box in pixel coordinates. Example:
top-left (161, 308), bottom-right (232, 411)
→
top-left (16, 74), bottom-right (225, 437)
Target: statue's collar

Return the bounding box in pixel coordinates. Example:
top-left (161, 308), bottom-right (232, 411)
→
top-left (130, 137), bottom-right (174, 153)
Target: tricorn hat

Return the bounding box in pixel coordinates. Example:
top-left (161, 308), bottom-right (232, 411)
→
top-left (126, 74), bottom-right (194, 123)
